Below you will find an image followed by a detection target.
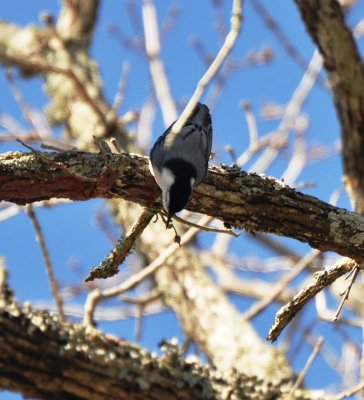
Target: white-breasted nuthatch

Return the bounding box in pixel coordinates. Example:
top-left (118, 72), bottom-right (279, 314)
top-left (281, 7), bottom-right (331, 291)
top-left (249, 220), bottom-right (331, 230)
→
top-left (149, 102), bottom-right (213, 227)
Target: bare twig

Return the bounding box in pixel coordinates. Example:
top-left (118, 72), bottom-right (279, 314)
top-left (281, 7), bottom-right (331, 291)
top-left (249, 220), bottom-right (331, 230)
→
top-left (332, 266), bottom-right (360, 321)
top-left (0, 132), bottom-right (74, 149)
top-left (5, 70), bottom-right (44, 134)
top-left (170, 0), bottom-right (242, 134)
top-left (2, 53), bottom-right (108, 128)
top-left (142, 0), bottom-right (177, 125)
top-left (331, 381), bottom-right (364, 400)
top-left (235, 129), bottom-right (281, 168)
top-left (241, 101), bottom-right (258, 147)
top-left (34, 293), bottom-right (165, 321)
top-left (160, 5), bottom-right (180, 40)
top-left (250, 0), bottom-right (326, 88)
top-left (251, 232), bottom-right (301, 263)
top-left (251, 49), bottom-right (323, 173)
top-left (85, 208), bottom-right (155, 282)
top-left (242, 250), bottom-right (321, 321)
top-left (171, 214), bottom-right (239, 237)
top-left (287, 336), bottom-right (324, 400)
top-left (315, 291), bottom-right (363, 328)
top-left (25, 204), bottom-right (66, 322)
top-left (304, 331), bottom-right (343, 379)
top-left (0, 199), bottom-right (72, 223)
top-left (83, 215), bottom-right (212, 326)
top-left (112, 61), bottom-right (130, 114)
top-left (268, 258), bottom-right (357, 342)
top-left (281, 116), bottom-right (308, 186)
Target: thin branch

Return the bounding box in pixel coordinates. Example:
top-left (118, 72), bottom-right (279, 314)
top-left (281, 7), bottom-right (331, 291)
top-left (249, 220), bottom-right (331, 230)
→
top-left (83, 215), bottom-right (212, 326)
top-left (111, 61), bottom-right (130, 114)
top-left (268, 258), bottom-right (357, 342)
top-left (170, 0), bottom-right (242, 134)
top-left (242, 250), bottom-right (321, 321)
top-left (34, 296), bottom-right (166, 322)
top-left (315, 291), bottom-right (363, 328)
top-left (0, 132), bottom-right (74, 149)
top-left (250, 0), bottom-right (326, 87)
top-left (85, 208), bottom-right (155, 282)
top-left (287, 336), bottom-right (324, 400)
top-left (1, 53), bottom-right (108, 128)
top-left (331, 381), bottom-right (364, 400)
top-left (25, 204), bottom-right (66, 322)
top-left (241, 101), bottom-right (258, 147)
top-left (171, 214), bottom-right (239, 237)
top-left (251, 49), bottom-right (323, 173)
top-left (142, 0), bottom-right (177, 125)
top-left (0, 199), bottom-right (72, 223)
top-left (332, 266), bottom-right (360, 321)
top-left (281, 116), bottom-right (308, 186)
top-left (5, 70), bottom-right (42, 134)
top-left (235, 129), bottom-right (282, 168)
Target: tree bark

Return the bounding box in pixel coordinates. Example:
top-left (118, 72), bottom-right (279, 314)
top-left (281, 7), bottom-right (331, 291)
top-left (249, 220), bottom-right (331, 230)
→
top-left (1, 150), bottom-right (364, 261)
top-left (294, 0), bottom-right (364, 213)
top-left (0, 293), bottom-right (292, 400)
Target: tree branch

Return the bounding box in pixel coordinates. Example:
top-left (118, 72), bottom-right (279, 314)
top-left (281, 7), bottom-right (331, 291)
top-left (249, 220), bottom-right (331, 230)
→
top-left (294, 0), bottom-right (364, 213)
top-left (2, 150), bottom-right (364, 261)
top-left (0, 293), bottom-right (289, 400)
top-left (268, 258), bottom-right (357, 342)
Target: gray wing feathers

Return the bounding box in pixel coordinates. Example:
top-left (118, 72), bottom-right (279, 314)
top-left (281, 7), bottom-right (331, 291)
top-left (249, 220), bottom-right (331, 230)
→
top-left (150, 103), bottom-right (213, 184)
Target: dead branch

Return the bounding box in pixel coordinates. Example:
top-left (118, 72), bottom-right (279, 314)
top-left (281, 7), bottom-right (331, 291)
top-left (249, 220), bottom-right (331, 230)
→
top-left (268, 258), bottom-right (357, 342)
top-left (85, 208), bottom-right (155, 282)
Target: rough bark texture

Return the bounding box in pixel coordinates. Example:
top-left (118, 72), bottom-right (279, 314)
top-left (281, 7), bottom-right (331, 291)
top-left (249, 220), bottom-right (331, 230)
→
top-left (295, 0), bottom-right (364, 213)
top-left (1, 150), bottom-right (364, 262)
top-left (0, 292), bottom-right (301, 400)
top-left (268, 257), bottom-right (357, 342)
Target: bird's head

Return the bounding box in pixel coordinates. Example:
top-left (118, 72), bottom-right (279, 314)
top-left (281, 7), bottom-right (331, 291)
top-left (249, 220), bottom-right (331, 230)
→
top-left (160, 159), bottom-right (196, 227)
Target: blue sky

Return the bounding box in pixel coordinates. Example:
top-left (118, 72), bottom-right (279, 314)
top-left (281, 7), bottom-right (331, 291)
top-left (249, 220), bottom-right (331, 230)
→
top-left (1, 1), bottom-right (364, 398)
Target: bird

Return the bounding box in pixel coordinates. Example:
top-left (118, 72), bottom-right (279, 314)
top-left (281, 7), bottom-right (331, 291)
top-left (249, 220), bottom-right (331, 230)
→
top-left (149, 102), bottom-right (213, 227)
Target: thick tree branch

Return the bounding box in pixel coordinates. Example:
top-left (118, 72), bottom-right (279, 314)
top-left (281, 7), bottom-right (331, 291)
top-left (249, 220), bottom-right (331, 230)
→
top-left (1, 150), bottom-right (364, 261)
top-left (0, 293), bottom-right (292, 400)
top-left (294, 0), bottom-right (364, 213)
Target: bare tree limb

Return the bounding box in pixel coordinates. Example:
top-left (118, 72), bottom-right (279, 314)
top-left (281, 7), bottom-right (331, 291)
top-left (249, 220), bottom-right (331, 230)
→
top-left (25, 204), bottom-right (66, 322)
top-left (242, 250), bottom-right (321, 321)
top-left (0, 293), bottom-right (291, 400)
top-left (287, 337), bottom-right (324, 399)
top-left (2, 150), bottom-right (364, 261)
top-left (294, 0), bottom-right (364, 213)
top-left (85, 208), bottom-right (155, 282)
top-left (171, 0), bottom-right (242, 134)
top-left (268, 258), bottom-right (357, 342)
top-left (142, 0), bottom-right (177, 125)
